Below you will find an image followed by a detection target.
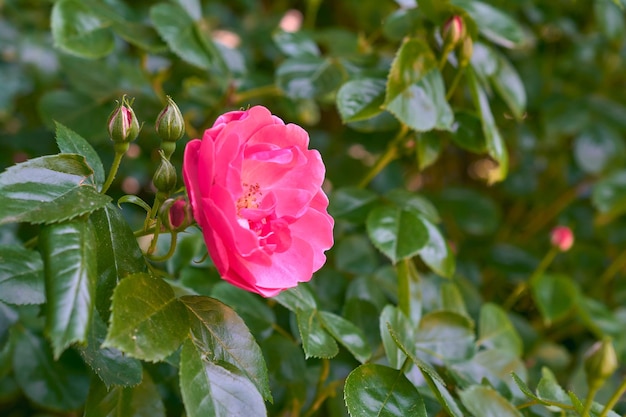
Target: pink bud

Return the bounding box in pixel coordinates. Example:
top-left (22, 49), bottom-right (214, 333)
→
top-left (550, 226), bottom-right (574, 252)
top-left (443, 16), bottom-right (464, 47)
top-left (107, 96), bottom-right (140, 144)
top-left (169, 199), bottom-right (188, 229)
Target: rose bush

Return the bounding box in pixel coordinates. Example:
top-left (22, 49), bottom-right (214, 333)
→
top-left (183, 105), bottom-right (334, 297)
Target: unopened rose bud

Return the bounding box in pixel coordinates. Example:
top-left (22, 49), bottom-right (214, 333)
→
top-left (160, 198), bottom-right (192, 230)
top-left (153, 151), bottom-right (177, 195)
top-left (550, 226), bottom-right (574, 252)
top-left (442, 16), bottom-right (464, 48)
top-left (108, 96), bottom-right (140, 145)
top-left (156, 96), bottom-right (185, 156)
top-left (584, 338), bottom-right (618, 389)
top-left (458, 36), bottom-right (473, 68)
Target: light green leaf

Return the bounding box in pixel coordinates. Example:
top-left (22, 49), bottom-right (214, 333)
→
top-left (380, 305), bottom-right (411, 369)
top-left (84, 371), bottom-right (165, 417)
top-left (489, 51), bottom-right (526, 121)
top-left (181, 295), bottom-right (272, 401)
top-left (51, 0), bottom-right (114, 58)
top-left (478, 303), bottom-right (522, 356)
top-left (415, 131), bottom-right (442, 170)
top-left (104, 273), bottom-right (189, 361)
top-left (273, 283), bottom-right (318, 311)
top-left (0, 245), bottom-right (45, 305)
top-left (459, 385), bottom-right (522, 417)
top-left (179, 339), bottom-right (267, 417)
top-left (531, 274), bottom-right (578, 325)
top-left (319, 311), bottom-right (371, 363)
top-left (0, 154), bottom-right (111, 225)
top-left (296, 308), bottom-right (338, 359)
top-left (418, 217), bottom-right (455, 278)
top-left (336, 78), bottom-right (387, 123)
top-left (273, 29), bottom-right (320, 58)
top-left (536, 367), bottom-right (571, 405)
top-left (344, 364), bottom-right (427, 417)
top-left (276, 56), bottom-right (344, 99)
top-left (416, 311), bottom-right (475, 361)
top-left (40, 219), bottom-right (97, 358)
top-left (366, 206), bottom-right (429, 263)
top-left (55, 122), bottom-right (105, 189)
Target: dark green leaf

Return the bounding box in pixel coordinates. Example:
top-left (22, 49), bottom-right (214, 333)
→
top-left (150, 3), bottom-right (222, 71)
top-left (273, 29), bottom-right (320, 58)
top-left (459, 385), bottom-right (522, 417)
top-left (55, 122), bottom-right (105, 189)
top-left (574, 125), bottom-right (625, 174)
top-left (489, 50), bottom-right (526, 121)
top-left (77, 312), bottom-right (143, 388)
top-left (329, 187), bottom-right (378, 222)
top-left (437, 187), bottom-right (501, 236)
top-left (179, 339), bottom-right (267, 417)
top-left (104, 273), bottom-right (189, 361)
top-left (440, 283), bottom-right (469, 317)
top-left (380, 305), bottom-right (411, 369)
top-left (416, 311), bottom-right (475, 361)
top-left (296, 308), bottom-right (338, 359)
top-left (13, 328), bottom-right (89, 410)
top-left (450, 111), bottom-right (487, 153)
top-left (0, 154), bottom-right (111, 225)
top-left (335, 235), bottom-right (380, 274)
top-left (385, 189), bottom-right (440, 223)
top-left (273, 283), bottom-right (317, 311)
top-left (366, 206), bottom-right (429, 263)
top-left (418, 217), bottom-right (455, 278)
top-left (344, 364), bottom-right (427, 417)
top-left (181, 295), bottom-right (272, 401)
top-left (276, 56), bottom-right (344, 99)
top-left (478, 303), bottom-right (522, 356)
top-left (416, 131), bottom-right (442, 170)
top-left (90, 204), bottom-right (146, 321)
top-left (319, 311), bottom-right (371, 363)
top-left (336, 78), bottom-right (387, 123)
top-left (40, 219), bottom-right (97, 358)
top-left (593, 169), bottom-right (626, 224)
top-left (84, 371), bottom-right (165, 417)
top-left (51, 0), bottom-right (114, 58)
top-left (531, 274), bottom-right (578, 325)
top-left (0, 245), bottom-right (45, 305)
top-left (467, 68), bottom-right (508, 183)
top-left (450, 0), bottom-right (526, 48)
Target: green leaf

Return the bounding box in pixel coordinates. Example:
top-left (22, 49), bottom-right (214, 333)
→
top-left (593, 169), bottom-right (626, 224)
top-left (329, 187), bottom-right (378, 222)
top-left (336, 78), bottom-right (387, 123)
top-left (55, 122), bottom-right (105, 189)
top-left (273, 29), bottom-right (320, 58)
top-left (459, 385), bottom-right (522, 417)
top-left (319, 311), bottom-right (371, 363)
top-left (0, 245), bottom-right (45, 305)
top-left (104, 273), bottom-right (189, 361)
top-left (273, 283), bottom-right (318, 311)
top-left (90, 204), bottom-right (146, 321)
top-left (344, 364), bottom-right (427, 417)
top-left (384, 38), bottom-right (453, 132)
top-left (467, 68), bottom-right (508, 183)
top-left (296, 308), bottom-right (338, 359)
top-left (366, 206), bottom-right (429, 263)
top-left (415, 131), bottom-right (442, 170)
top-left (335, 235), bottom-right (380, 274)
top-left (13, 328), bottom-right (89, 410)
top-left (40, 219), bottom-right (97, 358)
top-left (84, 371), bottom-right (165, 417)
top-left (595, 0), bottom-right (625, 41)
top-left (450, 0), bottom-right (526, 48)
top-left (440, 283), bottom-right (469, 317)
top-left (385, 189), bottom-right (440, 223)
top-left (531, 274), bottom-right (578, 325)
top-left (51, 0), bottom-right (114, 58)
top-left (380, 305), bottom-right (411, 369)
top-left (276, 56), bottom-right (344, 99)
top-left (489, 50), bottom-right (526, 121)
top-left (574, 125), bottom-right (625, 174)
top-left (536, 367), bottom-right (571, 405)
top-left (179, 339), bottom-right (267, 417)
top-left (150, 2), bottom-right (222, 71)
top-left (181, 295), bottom-right (272, 401)
top-left (511, 372), bottom-right (550, 405)
top-left (418, 217), bottom-right (455, 278)
top-left (449, 111), bottom-right (487, 153)
top-left (438, 187), bottom-right (501, 235)
top-left (416, 311), bottom-right (475, 361)
top-left (0, 154), bottom-right (111, 225)
top-left (478, 303), bottom-right (522, 355)
top-left (77, 312), bottom-right (143, 388)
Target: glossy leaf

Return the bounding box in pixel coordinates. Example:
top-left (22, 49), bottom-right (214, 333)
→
top-left (296, 307), bottom-right (338, 359)
top-left (415, 131), bottom-right (442, 170)
top-left (13, 328), bottom-right (89, 410)
top-left (104, 273), bottom-right (189, 361)
top-left (416, 311), bottom-right (475, 361)
top-left (489, 50), bottom-right (526, 121)
top-left (319, 311), bottom-right (371, 363)
top-left (344, 364), bottom-right (427, 417)
top-left (478, 303), bottom-right (522, 356)
top-left (385, 189), bottom-right (440, 223)
top-left (0, 245), bottom-right (45, 305)
top-left (276, 56), bottom-right (344, 99)
top-left (418, 217), bottom-right (455, 278)
top-left (179, 339), bottom-right (267, 417)
top-left (0, 154), bottom-right (111, 225)
top-left (273, 29), bottom-right (320, 57)
top-left (150, 3), bottom-right (222, 71)
top-left (40, 219), bottom-right (97, 358)
top-left (536, 367), bottom-right (571, 405)
top-left (459, 385), bottom-right (522, 417)
top-left (329, 187), bottom-right (378, 222)
top-left (451, 349), bottom-right (527, 396)
top-left (450, 111), bottom-right (487, 153)
top-left (366, 206), bottom-right (429, 263)
top-left (531, 274), bottom-right (578, 325)
top-left (467, 68), bottom-right (508, 183)
top-left (51, 0), bottom-right (114, 58)
top-left (181, 295), bottom-right (272, 401)
top-left (84, 372), bottom-right (164, 417)
top-left (55, 122), bottom-right (105, 189)
top-left (273, 282), bottom-right (317, 311)
top-left (380, 305), bottom-right (411, 369)
top-left (77, 312), bottom-right (143, 388)
top-left (90, 204), bottom-right (146, 320)
top-left (336, 78), bottom-right (387, 123)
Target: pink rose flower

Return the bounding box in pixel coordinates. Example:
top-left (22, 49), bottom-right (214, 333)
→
top-left (183, 106), bottom-right (334, 297)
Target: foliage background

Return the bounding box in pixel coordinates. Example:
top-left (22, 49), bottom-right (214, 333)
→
top-left (2, 0), bottom-right (626, 416)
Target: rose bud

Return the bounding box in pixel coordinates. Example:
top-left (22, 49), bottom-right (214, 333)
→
top-left (550, 225), bottom-right (574, 252)
top-left (458, 36), bottom-right (474, 68)
top-left (160, 198), bottom-right (192, 230)
top-left (156, 96), bottom-right (185, 159)
top-left (442, 16), bottom-right (464, 48)
top-left (107, 96), bottom-right (140, 145)
top-left (153, 151), bottom-right (177, 195)
top-left (183, 106), bottom-right (334, 297)
top-left (584, 338), bottom-right (618, 389)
